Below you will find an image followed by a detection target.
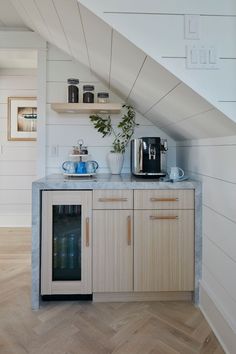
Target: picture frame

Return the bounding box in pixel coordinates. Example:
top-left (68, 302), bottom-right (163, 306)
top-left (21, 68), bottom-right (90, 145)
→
top-left (8, 97), bottom-right (37, 141)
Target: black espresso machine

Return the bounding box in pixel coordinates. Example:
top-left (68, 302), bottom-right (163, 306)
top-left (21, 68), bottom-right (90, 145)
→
top-left (131, 137), bottom-right (168, 177)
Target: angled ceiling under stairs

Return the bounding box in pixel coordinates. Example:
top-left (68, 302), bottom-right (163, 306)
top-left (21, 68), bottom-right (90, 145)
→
top-left (8, 0), bottom-right (236, 140)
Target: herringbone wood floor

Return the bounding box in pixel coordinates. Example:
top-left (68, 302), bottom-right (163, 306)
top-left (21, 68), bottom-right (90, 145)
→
top-left (0, 228), bottom-right (224, 354)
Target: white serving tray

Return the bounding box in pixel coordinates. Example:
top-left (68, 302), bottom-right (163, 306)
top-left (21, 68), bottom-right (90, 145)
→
top-left (64, 173), bottom-right (96, 177)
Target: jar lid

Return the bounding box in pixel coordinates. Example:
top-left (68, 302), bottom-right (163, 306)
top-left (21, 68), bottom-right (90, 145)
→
top-left (83, 85), bottom-right (94, 91)
top-left (67, 78), bottom-right (79, 85)
top-left (97, 92), bottom-right (109, 98)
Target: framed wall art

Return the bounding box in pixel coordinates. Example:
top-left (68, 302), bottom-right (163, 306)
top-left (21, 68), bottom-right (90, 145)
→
top-left (8, 97), bottom-right (37, 141)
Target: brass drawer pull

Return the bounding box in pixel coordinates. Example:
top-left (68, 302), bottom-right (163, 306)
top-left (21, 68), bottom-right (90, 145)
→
top-left (149, 215), bottom-right (178, 220)
top-left (85, 217), bottom-right (90, 247)
top-left (127, 215), bottom-right (131, 245)
top-left (150, 197), bottom-right (179, 202)
top-left (98, 197), bottom-right (128, 202)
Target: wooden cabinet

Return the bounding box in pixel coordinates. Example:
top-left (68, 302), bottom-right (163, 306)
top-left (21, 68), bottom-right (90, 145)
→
top-left (40, 188), bottom-right (195, 299)
top-left (93, 210), bottom-right (133, 292)
top-left (134, 190), bottom-right (194, 292)
top-left (93, 190), bottom-right (133, 292)
top-left (41, 191), bottom-right (92, 295)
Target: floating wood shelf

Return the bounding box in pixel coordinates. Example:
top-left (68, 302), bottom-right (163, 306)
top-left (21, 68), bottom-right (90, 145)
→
top-left (51, 103), bottom-right (122, 114)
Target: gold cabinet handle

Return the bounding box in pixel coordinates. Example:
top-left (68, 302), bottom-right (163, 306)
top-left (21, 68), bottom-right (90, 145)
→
top-left (149, 215), bottom-right (178, 220)
top-left (85, 217), bottom-right (90, 247)
top-left (150, 197), bottom-right (179, 202)
top-left (98, 197), bottom-right (128, 202)
top-left (127, 215), bottom-right (132, 245)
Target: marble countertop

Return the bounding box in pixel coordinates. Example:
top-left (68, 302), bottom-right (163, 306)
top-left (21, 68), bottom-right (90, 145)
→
top-left (32, 173), bottom-right (200, 190)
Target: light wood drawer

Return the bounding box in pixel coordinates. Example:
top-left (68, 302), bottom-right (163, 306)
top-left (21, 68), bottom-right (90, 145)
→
top-left (134, 190), bottom-right (194, 210)
top-left (93, 190), bottom-right (133, 209)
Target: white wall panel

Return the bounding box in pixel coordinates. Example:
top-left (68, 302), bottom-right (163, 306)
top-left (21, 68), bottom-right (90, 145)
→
top-left (203, 206), bottom-right (236, 262)
top-left (0, 214), bottom-right (31, 227)
top-left (203, 237), bottom-right (236, 302)
top-left (0, 67), bottom-right (36, 226)
top-left (217, 102), bottom-right (236, 122)
top-left (80, 0), bottom-right (236, 16)
top-left (0, 161), bottom-right (36, 176)
top-left (0, 104), bottom-right (7, 118)
top-left (0, 146), bottom-right (36, 161)
top-left (200, 284), bottom-right (236, 354)
top-left (46, 122), bottom-right (173, 149)
top-left (47, 59), bottom-right (97, 83)
top-left (0, 118), bottom-right (7, 133)
top-left (201, 268), bottom-right (236, 333)
top-left (177, 135), bottom-right (236, 147)
top-left (0, 76), bottom-right (36, 90)
top-left (0, 90), bottom-right (37, 104)
top-left (0, 190), bottom-right (31, 204)
top-left (177, 144), bottom-right (236, 183)
top-left (202, 176), bottom-right (236, 223)
top-left (0, 175), bottom-right (36, 190)
top-left (0, 204), bottom-right (31, 215)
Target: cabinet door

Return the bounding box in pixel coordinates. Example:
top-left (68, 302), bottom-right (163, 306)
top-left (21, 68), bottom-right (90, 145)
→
top-left (41, 191), bottom-right (92, 295)
top-left (134, 210), bottom-right (194, 292)
top-left (93, 210), bottom-right (133, 292)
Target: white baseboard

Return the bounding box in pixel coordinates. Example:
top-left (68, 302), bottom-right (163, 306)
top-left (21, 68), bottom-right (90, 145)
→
top-left (200, 282), bottom-right (236, 354)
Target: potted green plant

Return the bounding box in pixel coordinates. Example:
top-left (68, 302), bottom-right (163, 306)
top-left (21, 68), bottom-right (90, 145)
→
top-left (90, 104), bottom-right (138, 174)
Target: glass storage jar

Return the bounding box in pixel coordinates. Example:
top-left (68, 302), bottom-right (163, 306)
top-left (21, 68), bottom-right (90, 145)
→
top-left (67, 78), bottom-right (79, 103)
top-left (97, 92), bottom-right (109, 103)
top-left (83, 85), bottom-right (94, 103)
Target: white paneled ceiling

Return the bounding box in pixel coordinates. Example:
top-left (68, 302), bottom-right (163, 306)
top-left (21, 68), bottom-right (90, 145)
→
top-left (0, 0), bottom-right (28, 28)
top-left (145, 83), bottom-right (213, 127)
top-left (109, 31), bottom-right (146, 98)
top-left (79, 4), bottom-right (112, 84)
top-left (7, 0), bottom-right (236, 140)
top-left (128, 57), bottom-right (181, 115)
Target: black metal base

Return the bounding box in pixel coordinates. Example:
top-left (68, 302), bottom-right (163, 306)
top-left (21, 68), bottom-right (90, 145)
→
top-left (41, 294), bottom-right (93, 301)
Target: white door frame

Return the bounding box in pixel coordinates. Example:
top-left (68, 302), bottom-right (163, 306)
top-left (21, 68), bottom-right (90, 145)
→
top-left (0, 31), bottom-right (47, 178)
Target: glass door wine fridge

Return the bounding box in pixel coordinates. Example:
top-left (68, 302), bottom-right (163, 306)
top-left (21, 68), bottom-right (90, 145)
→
top-left (41, 191), bottom-right (92, 295)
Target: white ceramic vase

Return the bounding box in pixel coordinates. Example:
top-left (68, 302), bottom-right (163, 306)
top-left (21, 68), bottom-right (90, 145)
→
top-left (107, 152), bottom-right (124, 175)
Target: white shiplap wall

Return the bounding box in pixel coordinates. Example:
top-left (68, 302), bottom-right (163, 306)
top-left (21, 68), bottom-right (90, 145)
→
top-left (177, 137), bottom-right (236, 352)
top-left (46, 44), bottom-right (176, 175)
top-left (0, 68), bottom-right (37, 226)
